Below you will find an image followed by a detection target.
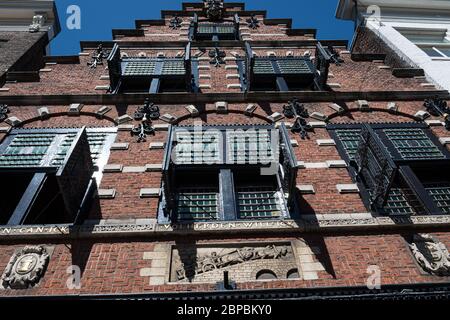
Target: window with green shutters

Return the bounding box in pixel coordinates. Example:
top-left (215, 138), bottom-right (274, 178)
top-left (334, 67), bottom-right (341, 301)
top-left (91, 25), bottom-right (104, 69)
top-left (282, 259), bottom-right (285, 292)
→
top-left (329, 123), bottom-right (450, 217)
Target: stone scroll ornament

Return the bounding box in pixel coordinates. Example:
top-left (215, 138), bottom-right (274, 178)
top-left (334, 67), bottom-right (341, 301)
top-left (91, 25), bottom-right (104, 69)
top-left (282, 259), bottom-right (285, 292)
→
top-left (204, 0), bottom-right (224, 21)
top-left (1, 246), bottom-right (50, 289)
top-left (176, 245), bottom-right (291, 280)
top-left (409, 234), bottom-right (450, 276)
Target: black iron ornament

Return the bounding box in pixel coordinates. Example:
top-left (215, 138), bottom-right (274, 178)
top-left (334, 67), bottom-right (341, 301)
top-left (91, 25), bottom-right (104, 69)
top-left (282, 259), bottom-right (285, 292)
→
top-left (134, 99), bottom-right (160, 121)
top-left (88, 44), bottom-right (109, 69)
top-left (326, 46), bottom-right (344, 66)
top-left (0, 104), bottom-right (9, 122)
top-left (209, 47), bottom-right (226, 67)
top-left (283, 99), bottom-right (312, 139)
top-left (424, 97), bottom-right (450, 130)
top-left (246, 15), bottom-right (259, 29)
top-left (132, 120), bottom-right (155, 143)
top-left (204, 0), bottom-right (224, 21)
top-left (169, 16), bottom-right (183, 29)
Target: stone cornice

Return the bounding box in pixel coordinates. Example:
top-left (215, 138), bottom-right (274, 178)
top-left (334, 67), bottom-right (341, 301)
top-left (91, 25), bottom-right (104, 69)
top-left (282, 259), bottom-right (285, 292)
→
top-left (79, 40), bottom-right (348, 50)
top-left (1, 214), bottom-right (450, 242)
top-left (0, 90), bottom-right (447, 106)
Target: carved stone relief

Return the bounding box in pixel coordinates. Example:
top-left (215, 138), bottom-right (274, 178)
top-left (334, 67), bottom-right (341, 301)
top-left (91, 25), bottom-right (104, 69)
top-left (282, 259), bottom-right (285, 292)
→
top-left (409, 234), bottom-right (450, 276)
top-left (169, 241), bottom-right (316, 283)
top-left (1, 246), bottom-right (52, 289)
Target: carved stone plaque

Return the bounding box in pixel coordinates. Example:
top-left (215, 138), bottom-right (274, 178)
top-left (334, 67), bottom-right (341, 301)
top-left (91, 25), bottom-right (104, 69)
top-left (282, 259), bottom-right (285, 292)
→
top-left (409, 234), bottom-right (450, 276)
top-left (170, 242), bottom-right (300, 283)
top-left (1, 246), bottom-right (51, 289)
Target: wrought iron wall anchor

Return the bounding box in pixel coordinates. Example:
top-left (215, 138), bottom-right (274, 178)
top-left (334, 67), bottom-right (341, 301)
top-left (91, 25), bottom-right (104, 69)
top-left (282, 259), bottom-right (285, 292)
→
top-left (327, 46), bottom-right (344, 66)
top-left (132, 119), bottom-right (155, 143)
top-left (424, 97), bottom-right (450, 130)
top-left (0, 104), bottom-right (9, 122)
top-left (169, 16), bottom-right (183, 29)
top-left (246, 14), bottom-right (259, 29)
top-left (283, 99), bottom-right (312, 139)
top-left (87, 44), bottom-right (109, 69)
top-left (134, 99), bottom-right (160, 121)
top-left (209, 48), bottom-right (226, 67)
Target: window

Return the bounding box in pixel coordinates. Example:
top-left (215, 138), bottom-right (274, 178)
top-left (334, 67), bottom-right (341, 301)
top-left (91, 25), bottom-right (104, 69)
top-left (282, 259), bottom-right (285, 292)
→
top-left (158, 124), bottom-right (299, 223)
top-left (239, 43), bottom-right (331, 92)
top-left (189, 13), bottom-right (240, 41)
top-left (397, 28), bottom-right (450, 58)
top-left (329, 123), bottom-right (450, 216)
top-left (0, 128), bottom-right (116, 226)
top-left (107, 43), bottom-right (197, 93)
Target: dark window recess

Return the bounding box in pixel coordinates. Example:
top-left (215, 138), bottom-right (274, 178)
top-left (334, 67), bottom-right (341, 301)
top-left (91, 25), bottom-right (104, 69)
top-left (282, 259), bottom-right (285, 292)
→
top-left (107, 43), bottom-right (197, 93)
top-left (238, 42), bottom-right (332, 92)
top-left (0, 128), bottom-right (116, 226)
top-left (329, 122), bottom-right (450, 216)
top-left (189, 13), bottom-right (240, 41)
top-left (159, 124), bottom-right (299, 223)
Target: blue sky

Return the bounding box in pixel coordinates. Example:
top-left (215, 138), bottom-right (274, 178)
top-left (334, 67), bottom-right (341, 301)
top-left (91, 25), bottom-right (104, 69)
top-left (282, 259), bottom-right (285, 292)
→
top-left (50, 0), bottom-right (355, 55)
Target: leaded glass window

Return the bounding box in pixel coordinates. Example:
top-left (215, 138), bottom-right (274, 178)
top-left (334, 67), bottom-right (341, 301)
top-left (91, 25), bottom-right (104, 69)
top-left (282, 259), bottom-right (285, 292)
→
top-left (176, 189), bottom-right (219, 221)
top-left (383, 187), bottom-right (422, 216)
top-left (174, 130), bottom-right (221, 164)
top-left (333, 129), bottom-right (361, 160)
top-left (0, 129), bottom-right (116, 169)
top-left (425, 183), bottom-right (450, 214)
top-left (276, 59), bottom-right (314, 75)
top-left (237, 187), bottom-right (282, 219)
top-left (226, 129), bottom-right (275, 164)
top-left (383, 128), bottom-right (445, 160)
top-left (0, 133), bottom-right (56, 167)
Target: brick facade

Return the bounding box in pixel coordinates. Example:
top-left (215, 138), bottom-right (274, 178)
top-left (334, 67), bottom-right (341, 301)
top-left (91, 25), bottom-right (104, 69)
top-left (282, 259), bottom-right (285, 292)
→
top-left (0, 1), bottom-right (450, 298)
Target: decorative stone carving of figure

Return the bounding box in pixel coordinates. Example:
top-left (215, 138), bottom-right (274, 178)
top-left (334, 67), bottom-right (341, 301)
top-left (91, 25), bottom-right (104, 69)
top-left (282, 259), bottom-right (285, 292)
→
top-left (409, 234), bottom-right (450, 276)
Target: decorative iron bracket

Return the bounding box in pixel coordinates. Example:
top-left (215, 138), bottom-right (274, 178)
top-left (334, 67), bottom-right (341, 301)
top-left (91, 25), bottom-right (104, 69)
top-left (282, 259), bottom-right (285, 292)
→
top-left (283, 99), bottom-right (312, 139)
top-left (169, 15), bottom-right (183, 29)
top-left (88, 44), bottom-right (110, 69)
top-left (424, 97), bottom-right (450, 130)
top-left (209, 47), bottom-right (226, 67)
top-left (131, 120), bottom-right (155, 143)
top-left (246, 14), bottom-right (259, 29)
top-left (326, 46), bottom-right (344, 66)
top-left (0, 104), bottom-right (9, 122)
top-left (134, 99), bottom-right (160, 121)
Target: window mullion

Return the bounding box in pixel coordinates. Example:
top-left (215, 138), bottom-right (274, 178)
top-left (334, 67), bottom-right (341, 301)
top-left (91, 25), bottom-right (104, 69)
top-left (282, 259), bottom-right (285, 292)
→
top-left (219, 169), bottom-right (237, 220)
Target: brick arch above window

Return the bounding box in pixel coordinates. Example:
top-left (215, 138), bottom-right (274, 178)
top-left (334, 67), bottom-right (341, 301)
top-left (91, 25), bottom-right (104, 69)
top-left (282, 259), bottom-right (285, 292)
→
top-left (327, 107), bottom-right (420, 123)
top-left (174, 108), bottom-right (274, 126)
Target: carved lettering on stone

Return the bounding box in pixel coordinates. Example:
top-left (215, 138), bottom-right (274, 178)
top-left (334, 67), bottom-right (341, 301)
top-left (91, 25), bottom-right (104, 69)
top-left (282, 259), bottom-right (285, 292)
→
top-left (409, 234), bottom-right (450, 276)
top-left (1, 246), bottom-right (50, 289)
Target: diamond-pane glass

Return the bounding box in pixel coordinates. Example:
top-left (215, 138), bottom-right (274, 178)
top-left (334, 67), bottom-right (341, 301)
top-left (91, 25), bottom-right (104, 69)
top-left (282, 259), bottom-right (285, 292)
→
top-left (237, 187), bottom-right (282, 219)
top-left (383, 128), bottom-right (444, 160)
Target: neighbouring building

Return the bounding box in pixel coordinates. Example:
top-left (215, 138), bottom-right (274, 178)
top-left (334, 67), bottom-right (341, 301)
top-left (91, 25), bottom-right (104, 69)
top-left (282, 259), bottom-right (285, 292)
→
top-left (0, 0), bottom-right (60, 87)
top-left (0, 0), bottom-right (449, 300)
top-left (336, 0), bottom-right (450, 92)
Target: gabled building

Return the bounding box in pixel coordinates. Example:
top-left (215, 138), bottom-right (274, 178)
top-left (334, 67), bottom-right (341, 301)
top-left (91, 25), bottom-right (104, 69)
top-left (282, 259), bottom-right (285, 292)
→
top-left (0, 0), bottom-right (450, 300)
top-left (0, 0), bottom-right (60, 86)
